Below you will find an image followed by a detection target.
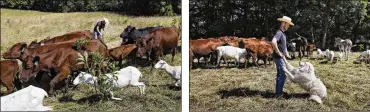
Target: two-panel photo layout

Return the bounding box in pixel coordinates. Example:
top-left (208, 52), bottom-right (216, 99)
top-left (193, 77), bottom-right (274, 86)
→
top-left (0, 0), bottom-right (369, 111)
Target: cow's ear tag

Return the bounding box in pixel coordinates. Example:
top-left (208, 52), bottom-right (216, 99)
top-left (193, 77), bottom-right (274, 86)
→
top-left (21, 48), bottom-right (25, 52)
top-left (34, 61), bottom-right (39, 66)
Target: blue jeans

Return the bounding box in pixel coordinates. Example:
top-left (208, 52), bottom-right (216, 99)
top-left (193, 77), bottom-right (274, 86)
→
top-left (274, 58), bottom-right (286, 94)
top-left (94, 32), bottom-right (100, 40)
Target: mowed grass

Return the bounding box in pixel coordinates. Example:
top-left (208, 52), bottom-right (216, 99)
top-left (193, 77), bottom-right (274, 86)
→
top-left (190, 53), bottom-right (370, 111)
top-left (1, 8), bottom-right (181, 111)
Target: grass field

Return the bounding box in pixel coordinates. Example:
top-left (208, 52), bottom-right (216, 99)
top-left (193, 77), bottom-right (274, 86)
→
top-left (190, 53), bottom-right (370, 111)
top-left (1, 8), bottom-right (181, 111)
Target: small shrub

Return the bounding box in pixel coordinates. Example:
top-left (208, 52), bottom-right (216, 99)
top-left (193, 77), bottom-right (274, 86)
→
top-left (76, 51), bottom-right (119, 98)
top-left (75, 38), bottom-right (90, 50)
top-left (359, 44), bottom-right (365, 51)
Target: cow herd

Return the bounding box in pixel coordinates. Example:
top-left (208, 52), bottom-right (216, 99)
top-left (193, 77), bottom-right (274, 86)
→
top-left (190, 36), bottom-right (370, 70)
top-left (0, 25), bottom-right (181, 110)
top-left (190, 36), bottom-right (273, 69)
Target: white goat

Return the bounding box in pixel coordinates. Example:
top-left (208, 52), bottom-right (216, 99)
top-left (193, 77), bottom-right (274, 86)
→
top-left (316, 49), bottom-right (325, 59)
top-left (73, 66), bottom-right (145, 100)
top-left (335, 38), bottom-right (352, 60)
top-left (357, 50), bottom-right (370, 64)
top-left (1, 85), bottom-right (52, 111)
top-left (336, 52), bottom-right (343, 62)
top-left (282, 58), bottom-right (327, 104)
top-left (154, 60), bottom-right (181, 87)
top-left (216, 46), bottom-right (248, 67)
top-left (324, 49), bottom-right (334, 62)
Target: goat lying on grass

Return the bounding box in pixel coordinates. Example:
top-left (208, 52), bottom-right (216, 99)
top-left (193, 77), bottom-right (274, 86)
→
top-left (282, 57), bottom-right (327, 104)
top-left (155, 60), bottom-right (181, 87)
top-left (357, 50), bottom-right (370, 64)
top-left (1, 85), bottom-right (52, 111)
top-left (73, 66), bottom-right (145, 100)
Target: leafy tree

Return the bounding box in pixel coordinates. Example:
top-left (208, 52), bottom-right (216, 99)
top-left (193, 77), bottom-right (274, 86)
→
top-left (1, 0), bottom-right (181, 16)
top-left (190, 0), bottom-right (370, 49)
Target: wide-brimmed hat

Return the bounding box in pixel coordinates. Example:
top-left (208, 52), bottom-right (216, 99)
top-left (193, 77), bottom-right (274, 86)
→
top-left (103, 18), bottom-right (109, 25)
top-left (277, 16), bottom-right (294, 26)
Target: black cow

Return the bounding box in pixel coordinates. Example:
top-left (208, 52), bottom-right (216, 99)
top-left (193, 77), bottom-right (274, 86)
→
top-left (120, 25), bottom-right (163, 45)
top-left (290, 33), bottom-right (308, 60)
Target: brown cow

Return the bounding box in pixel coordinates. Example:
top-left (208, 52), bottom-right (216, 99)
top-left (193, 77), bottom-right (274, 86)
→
top-left (0, 59), bottom-right (22, 95)
top-left (3, 40), bottom-right (107, 61)
top-left (256, 43), bottom-right (273, 67)
top-left (136, 27), bottom-right (179, 66)
top-left (17, 40), bottom-right (107, 95)
top-left (219, 36), bottom-right (240, 47)
top-left (306, 44), bottom-right (316, 59)
top-left (21, 48), bottom-right (81, 95)
top-left (239, 38), bottom-right (273, 67)
top-left (190, 38), bottom-right (225, 67)
top-left (28, 30), bottom-right (94, 48)
top-left (108, 44), bottom-right (137, 68)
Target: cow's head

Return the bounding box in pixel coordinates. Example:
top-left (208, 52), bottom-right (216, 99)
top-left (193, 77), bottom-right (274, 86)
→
top-left (21, 56), bottom-right (41, 82)
top-left (120, 25), bottom-right (136, 43)
top-left (135, 37), bottom-right (154, 57)
top-left (2, 42), bottom-right (28, 59)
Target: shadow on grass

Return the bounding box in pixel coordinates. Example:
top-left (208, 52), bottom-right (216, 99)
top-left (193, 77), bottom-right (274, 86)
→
top-left (218, 88), bottom-right (310, 99)
top-left (151, 84), bottom-right (181, 91)
top-left (353, 61), bottom-right (361, 64)
top-left (127, 51), bottom-right (181, 68)
top-left (59, 94), bottom-right (106, 105)
top-left (128, 57), bottom-right (153, 67)
top-left (309, 58), bottom-right (317, 60)
top-left (176, 46), bottom-right (182, 53)
top-left (319, 58), bottom-right (344, 64)
top-left (319, 60), bottom-right (329, 64)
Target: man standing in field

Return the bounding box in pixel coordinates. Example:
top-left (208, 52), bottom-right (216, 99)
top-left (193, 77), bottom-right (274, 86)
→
top-left (271, 16), bottom-right (293, 97)
top-left (93, 18), bottom-right (109, 42)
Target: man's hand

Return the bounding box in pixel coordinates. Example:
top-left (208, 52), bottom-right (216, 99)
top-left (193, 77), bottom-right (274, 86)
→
top-left (278, 52), bottom-right (284, 58)
top-left (285, 53), bottom-right (291, 59)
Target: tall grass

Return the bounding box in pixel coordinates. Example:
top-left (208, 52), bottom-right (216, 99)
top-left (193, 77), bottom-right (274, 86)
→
top-left (1, 8), bottom-right (180, 51)
top-left (190, 53), bottom-right (370, 111)
top-left (0, 8), bottom-right (181, 111)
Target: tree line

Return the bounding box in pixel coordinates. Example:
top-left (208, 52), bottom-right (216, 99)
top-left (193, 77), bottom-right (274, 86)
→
top-left (190, 0), bottom-right (370, 49)
top-left (0, 0), bottom-right (181, 16)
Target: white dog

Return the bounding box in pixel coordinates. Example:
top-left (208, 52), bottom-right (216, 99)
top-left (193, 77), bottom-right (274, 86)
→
top-left (325, 49), bottom-right (334, 62)
top-left (282, 57), bottom-right (327, 104)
